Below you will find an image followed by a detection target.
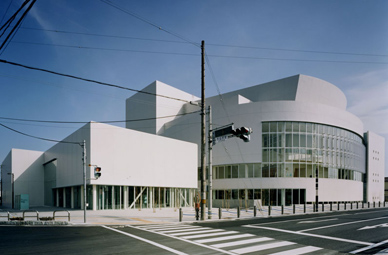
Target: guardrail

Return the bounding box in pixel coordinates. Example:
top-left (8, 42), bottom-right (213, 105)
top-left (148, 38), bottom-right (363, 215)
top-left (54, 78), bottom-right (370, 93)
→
top-left (179, 201), bottom-right (387, 222)
top-left (0, 210), bottom-right (71, 222)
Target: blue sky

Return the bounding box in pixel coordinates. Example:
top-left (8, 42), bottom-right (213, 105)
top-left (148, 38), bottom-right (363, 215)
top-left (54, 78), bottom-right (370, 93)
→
top-left (0, 0), bottom-right (387, 175)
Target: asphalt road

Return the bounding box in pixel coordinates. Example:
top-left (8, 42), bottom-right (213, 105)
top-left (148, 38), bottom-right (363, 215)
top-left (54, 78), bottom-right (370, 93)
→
top-left (0, 208), bottom-right (387, 255)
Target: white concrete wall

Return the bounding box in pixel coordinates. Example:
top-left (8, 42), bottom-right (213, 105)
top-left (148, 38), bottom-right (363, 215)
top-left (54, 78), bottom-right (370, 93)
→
top-left (1, 151), bottom-right (12, 208)
top-left (89, 122), bottom-right (198, 188)
top-left (44, 123), bottom-right (90, 188)
top-left (365, 131), bottom-right (385, 202)
top-left (44, 122), bottom-right (198, 189)
top-left (212, 177), bottom-right (363, 202)
top-left (126, 81), bottom-right (200, 135)
top-left (1, 149), bottom-right (45, 208)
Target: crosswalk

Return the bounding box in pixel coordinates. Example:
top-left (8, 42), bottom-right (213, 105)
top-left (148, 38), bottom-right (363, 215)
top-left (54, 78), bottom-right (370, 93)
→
top-left (134, 224), bottom-right (326, 255)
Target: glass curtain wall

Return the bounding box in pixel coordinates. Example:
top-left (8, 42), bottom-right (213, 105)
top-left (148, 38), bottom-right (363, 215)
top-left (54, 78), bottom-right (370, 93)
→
top-left (262, 121), bottom-right (365, 181)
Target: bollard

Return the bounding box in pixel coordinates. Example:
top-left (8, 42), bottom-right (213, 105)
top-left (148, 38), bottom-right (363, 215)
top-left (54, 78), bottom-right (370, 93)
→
top-left (344, 202), bottom-right (347, 210)
top-left (374, 202), bottom-right (375, 208)
top-left (237, 206), bottom-right (240, 218)
top-left (218, 207), bottom-right (222, 219)
top-left (351, 202), bottom-right (353, 210)
top-left (254, 206), bottom-right (257, 217)
top-left (330, 202), bottom-right (332, 211)
top-left (368, 202), bottom-right (370, 208)
top-left (337, 202), bottom-right (340, 211)
top-left (357, 202), bottom-right (359, 209)
top-left (322, 203), bottom-right (324, 212)
top-left (179, 208), bottom-right (183, 222)
top-left (362, 202), bottom-right (364, 209)
top-left (293, 204), bottom-right (296, 214)
top-left (281, 205), bottom-right (284, 215)
top-left (379, 201), bottom-right (381, 208)
top-left (268, 205), bottom-right (271, 216)
top-left (304, 203), bottom-right (306, 213)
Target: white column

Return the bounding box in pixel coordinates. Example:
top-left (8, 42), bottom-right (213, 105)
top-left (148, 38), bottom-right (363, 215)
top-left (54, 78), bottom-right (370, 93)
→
top-left (124, 186), bottom-right (128, 209)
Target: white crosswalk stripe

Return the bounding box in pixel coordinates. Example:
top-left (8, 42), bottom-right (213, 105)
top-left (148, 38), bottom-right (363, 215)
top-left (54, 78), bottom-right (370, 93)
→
top-left (135, 224), bottom-right (325, 254)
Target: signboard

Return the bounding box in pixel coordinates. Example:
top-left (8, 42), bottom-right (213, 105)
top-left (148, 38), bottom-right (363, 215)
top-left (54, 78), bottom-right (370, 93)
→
top-left (212, 124), bottom-right (234, 145)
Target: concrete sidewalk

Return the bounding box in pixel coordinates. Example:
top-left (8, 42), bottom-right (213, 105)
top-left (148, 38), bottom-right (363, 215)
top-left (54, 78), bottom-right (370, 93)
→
top-left (0, 206), bottom-right (205, 225)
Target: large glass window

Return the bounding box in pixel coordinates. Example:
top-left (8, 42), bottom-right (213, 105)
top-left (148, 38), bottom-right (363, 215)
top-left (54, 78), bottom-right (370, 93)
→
top-left (262, 121), bottom-right (365, 182)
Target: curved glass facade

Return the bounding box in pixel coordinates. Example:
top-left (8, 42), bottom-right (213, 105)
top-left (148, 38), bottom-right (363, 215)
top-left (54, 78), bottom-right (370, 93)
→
top-left (262, 121), bottom-right (366, 181)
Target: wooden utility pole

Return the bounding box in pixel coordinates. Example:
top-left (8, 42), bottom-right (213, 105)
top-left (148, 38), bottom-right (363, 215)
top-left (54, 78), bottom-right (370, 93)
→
top-left (200, 40), bottom-right (206, 220)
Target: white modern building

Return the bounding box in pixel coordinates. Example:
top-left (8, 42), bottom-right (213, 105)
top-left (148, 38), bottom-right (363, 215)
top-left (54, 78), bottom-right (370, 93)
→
top-left (126, 75), bottom-right (385, 207)
top-left (1, 74), bottom-right (385, 210)
top-left (1, 122), bottom-right (198, 210)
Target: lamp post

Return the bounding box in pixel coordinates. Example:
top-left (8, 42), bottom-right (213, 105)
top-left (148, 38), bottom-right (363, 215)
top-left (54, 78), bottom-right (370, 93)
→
top-left (7, 173), bottom-right (14, 209)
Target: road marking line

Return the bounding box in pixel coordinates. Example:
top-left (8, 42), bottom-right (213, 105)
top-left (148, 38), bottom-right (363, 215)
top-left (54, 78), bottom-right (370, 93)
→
top-left (298, 216), bottom-right (388, 233)
top-left (298, 218), bottom-right (338, 224)
top-left (268, 246), bottom-right (322, 255)
top-left (211, 237), bottom-right (273, 248)
top-left (128, 225), bottom-right (236, 255)
top-left (101, 225), bottom-right (188, 255)
top-left (142, 225), bottom-right (201, 231)
top-left (350, 238), bottom-right (388, 254)
top-left (171, 229), bottom-right (223, 236)
top-left (196, 233), bottom-right (255, 244)
top-left (230, 241), bottom-right (295, 254)
top-left (183, 231), bottom-right (238, 239)
top-left (161, 227), bottom-right (210, 233)
top-left (244, 225), bottom-right (373, 246)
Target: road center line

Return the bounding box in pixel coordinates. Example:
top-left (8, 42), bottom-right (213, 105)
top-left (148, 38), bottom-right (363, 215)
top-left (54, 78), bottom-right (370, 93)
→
top-left (243, 225), bottom-right (373, 246)
top-left (298, 216), bottom-right (388, 233)
top-left (101, 225), bottom-right (188, 255)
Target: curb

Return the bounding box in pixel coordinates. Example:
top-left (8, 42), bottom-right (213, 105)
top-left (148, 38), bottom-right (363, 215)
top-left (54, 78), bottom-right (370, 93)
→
top-left (0, 221), bottom-right (69, 226)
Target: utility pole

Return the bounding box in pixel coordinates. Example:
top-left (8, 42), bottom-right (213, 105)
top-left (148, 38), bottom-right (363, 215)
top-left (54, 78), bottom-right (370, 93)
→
top-left (200, 40), bottom-right (206, 221)
top-left (81, 140), bottom-right (87, 223)
top-left (207, 105), bottom-right (212, 219)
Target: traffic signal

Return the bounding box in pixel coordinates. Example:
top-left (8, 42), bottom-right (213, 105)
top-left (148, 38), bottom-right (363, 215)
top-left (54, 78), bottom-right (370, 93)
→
top-left (94, 166), bottom-right (101, 179)
top-left (232, 127), bottom-right (252, 142)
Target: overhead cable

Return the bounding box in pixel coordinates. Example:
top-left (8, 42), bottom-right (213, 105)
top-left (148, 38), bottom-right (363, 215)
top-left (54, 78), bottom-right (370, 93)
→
top-left (0, 110), bottom-right (201, 124)
top-left (0, 122), bottom-right (81, 144)
top-left (0, 58), bottom-right (192, 103)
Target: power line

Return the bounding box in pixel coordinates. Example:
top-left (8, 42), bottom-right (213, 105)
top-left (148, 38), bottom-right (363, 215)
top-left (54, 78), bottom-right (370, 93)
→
top-left (11, 41), bottom-right (198, 56)
top-left (0, 58), bottom-right (193, 103)
top-left (0, 110), bottom-right (200, 124)
top-left (17, 27), bottom-right (388, 58)
top-left (0, 122), bottom-right (81, 144)
top-left (8, 41), bottom-right (388, 65)
top-left (20, 27), bottom-right (188, 45)
top-left (0, 0), bottom-right (36, 55)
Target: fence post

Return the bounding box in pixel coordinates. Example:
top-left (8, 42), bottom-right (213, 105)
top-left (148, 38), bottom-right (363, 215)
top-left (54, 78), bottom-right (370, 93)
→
top-left (254, 206), bottom-right (257, 217)
top-left (237, 206), bottom-right (240, 218)
top-left (179, 208), bottom-right (183, 222)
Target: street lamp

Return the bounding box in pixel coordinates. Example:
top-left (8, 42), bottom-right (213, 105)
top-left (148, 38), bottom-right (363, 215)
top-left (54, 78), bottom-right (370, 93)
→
top-left (7, 173), bottom-right (14, 209)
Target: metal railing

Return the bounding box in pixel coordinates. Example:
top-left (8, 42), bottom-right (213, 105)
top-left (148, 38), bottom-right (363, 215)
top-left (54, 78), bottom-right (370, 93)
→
top-left (179, 201), bottom-right (387, 222)
top-left (0, 210), bottom-right (70, 222)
